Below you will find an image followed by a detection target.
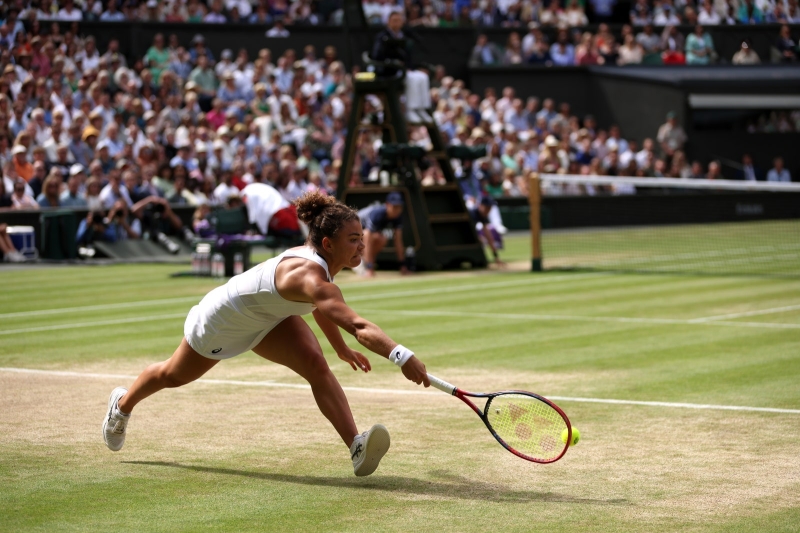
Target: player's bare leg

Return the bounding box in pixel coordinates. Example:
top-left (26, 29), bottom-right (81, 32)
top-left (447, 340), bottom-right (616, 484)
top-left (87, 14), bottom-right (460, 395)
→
top-left (252, 315), bottom-right (359, 446)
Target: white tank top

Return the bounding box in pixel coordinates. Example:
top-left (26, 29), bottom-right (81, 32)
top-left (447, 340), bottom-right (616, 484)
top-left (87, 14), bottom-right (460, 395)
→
top-left (225, 246), bottom-right (333, 322)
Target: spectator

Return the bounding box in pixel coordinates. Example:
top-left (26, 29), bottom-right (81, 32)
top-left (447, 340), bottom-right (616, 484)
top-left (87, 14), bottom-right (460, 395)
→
top-left (550, 29), bottom-right (576, 66)
top-left (697, 0), bottom-right (721, 24)
top-left (685, 25), bottom-right (715, 65)
top-left (773, 25), bottom-right (798, 63)
top-left (618, 33), bottom-right (644, 64)
top-left (527, 40), bottom-right (553, 65)
top-left (266, 18), bottom-right (291, 37)
top-left (636, 24), bottom-right (662, 63)
top-left (738, 0), bottom-right (764, 24)
top-left (590, 0), bottom-right (617, 22)
top-left (661, 25), bottom-right (686, 64)
top-left (37, 170), bottom-right (63, 208)
top-left (706, 161), bottom-right (723, 180)
top-left (56, 0), bottom-right (84, 20)
top-left (144, 34), bottom-right (171, 85)
top-left (203, 0), bottom-right (228, 23)
top-left (654, 3), bottom-right (681, 25)
top-left (732, 40), bottom-right (761, 64)
top-left (657, 111), bottom-right (687, 157)
top-left (11, 144), bottom-right (33, 182)
top-left (10, 178), bottom-right (38, 209)
top-left (503, 32), bottom-right (524, 65)
top-left (688, 160), bottom-right (705, 179)
top-left (736, 154), bottom-right (763, 181)
top-left (60, 167), bottom-right (88, 207)
top-left (767, 157), bottom-right (792, 182)
top-left (469, 34), bottom-right (504, 66)
top-left (630, 0), bottom-right (652, 25)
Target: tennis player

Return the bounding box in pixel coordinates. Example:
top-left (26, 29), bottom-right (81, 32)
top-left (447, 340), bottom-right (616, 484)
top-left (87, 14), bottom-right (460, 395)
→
top-left (103, 191), bottom-right (431, 477)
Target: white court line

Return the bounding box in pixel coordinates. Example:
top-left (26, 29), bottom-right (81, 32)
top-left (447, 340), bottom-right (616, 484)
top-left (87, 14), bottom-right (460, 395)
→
top-left (0, 297), bottom-right (199, 320)
top-left (0, 272), bottom-right (601, 323)
top-left (358, 308), bottom-right (800, 330)
top-left (690, 304), bottom-right (800, 323)
top-left (1, 367), bottom-right (798, 415)
top-left (0, 314), bottom-right (186, 336)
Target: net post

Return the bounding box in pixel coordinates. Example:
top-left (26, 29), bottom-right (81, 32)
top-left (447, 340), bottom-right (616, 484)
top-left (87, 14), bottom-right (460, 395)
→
top-left (529, 173), bottom-right (542, 272)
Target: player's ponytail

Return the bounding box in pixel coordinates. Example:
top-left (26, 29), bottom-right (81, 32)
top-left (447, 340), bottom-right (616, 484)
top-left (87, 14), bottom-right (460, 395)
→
top-left (294, 191), bottom-right (359, 250)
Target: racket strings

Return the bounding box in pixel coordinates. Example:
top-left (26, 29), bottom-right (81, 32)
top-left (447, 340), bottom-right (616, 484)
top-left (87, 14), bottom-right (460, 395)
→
top-left (486, 394), bottom-right (568, 462)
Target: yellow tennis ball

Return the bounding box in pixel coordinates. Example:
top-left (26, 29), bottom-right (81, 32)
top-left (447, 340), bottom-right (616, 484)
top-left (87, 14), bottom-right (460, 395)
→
top-left (561, 427), bottom-right (580, 446)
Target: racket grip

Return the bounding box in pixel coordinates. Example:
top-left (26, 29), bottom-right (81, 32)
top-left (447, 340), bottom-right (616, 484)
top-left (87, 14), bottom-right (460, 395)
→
top-left (427, 374), bottom-right (456, 395)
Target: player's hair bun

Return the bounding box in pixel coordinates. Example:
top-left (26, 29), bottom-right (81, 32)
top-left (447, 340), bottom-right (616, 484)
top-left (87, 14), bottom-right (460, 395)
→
top-left (295, 191), bottom-right (337, 225)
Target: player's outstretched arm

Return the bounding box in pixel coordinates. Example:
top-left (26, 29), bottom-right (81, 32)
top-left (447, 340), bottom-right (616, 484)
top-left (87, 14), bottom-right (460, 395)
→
top-left (313, 282), bottom-right (430, 387)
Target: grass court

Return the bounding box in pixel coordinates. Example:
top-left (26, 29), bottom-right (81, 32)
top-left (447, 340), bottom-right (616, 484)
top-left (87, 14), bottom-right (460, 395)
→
top-left (1, 233), bottom-right (799, 532)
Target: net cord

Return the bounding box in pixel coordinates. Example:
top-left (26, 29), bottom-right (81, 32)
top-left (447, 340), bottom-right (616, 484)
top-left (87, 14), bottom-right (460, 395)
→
top-left (539, 174), bottom-right (800, 193)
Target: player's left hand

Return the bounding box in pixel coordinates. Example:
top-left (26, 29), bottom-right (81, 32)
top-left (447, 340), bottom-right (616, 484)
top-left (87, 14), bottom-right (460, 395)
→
top-left (338, 348), bottom-right (371, 372)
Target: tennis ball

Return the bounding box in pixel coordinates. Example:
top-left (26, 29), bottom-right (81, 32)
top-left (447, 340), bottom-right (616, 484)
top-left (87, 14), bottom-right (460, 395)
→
top-left (561, 427), bottom-right (581, 446)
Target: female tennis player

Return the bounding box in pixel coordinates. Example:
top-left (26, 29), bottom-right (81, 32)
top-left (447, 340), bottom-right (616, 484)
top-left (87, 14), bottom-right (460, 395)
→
top-left (103, 191), bottom-right (431, 477)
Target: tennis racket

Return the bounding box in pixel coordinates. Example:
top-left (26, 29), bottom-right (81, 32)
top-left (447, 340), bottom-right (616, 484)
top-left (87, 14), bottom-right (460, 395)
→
top-left (427, 373), bottom-right (572, 464)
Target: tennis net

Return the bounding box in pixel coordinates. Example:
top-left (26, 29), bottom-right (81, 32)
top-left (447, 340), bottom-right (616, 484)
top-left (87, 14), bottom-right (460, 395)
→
top-left (529, 175), bottom-right (800, 277)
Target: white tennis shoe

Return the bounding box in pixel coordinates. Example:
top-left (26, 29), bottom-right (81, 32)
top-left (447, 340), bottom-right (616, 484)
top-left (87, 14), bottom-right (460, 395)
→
top-left (350, 424), bottom-right (391, 477)
top-left (103, 387), bottom-right (131, 452)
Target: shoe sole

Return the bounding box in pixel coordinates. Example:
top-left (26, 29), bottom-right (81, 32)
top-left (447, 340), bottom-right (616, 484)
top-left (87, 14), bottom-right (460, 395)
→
top-left (102, 387), bottom-right (128, 452)
top-left (355, 424), bottom-right (390, 477)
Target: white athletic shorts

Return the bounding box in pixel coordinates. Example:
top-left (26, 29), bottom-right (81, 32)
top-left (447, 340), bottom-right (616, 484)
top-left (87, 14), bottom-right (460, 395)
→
top-left (183, 285), bottom-right (287, 360)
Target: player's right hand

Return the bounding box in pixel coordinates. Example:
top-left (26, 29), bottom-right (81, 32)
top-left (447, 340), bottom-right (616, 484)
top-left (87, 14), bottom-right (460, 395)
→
top-left (401, 356), bottom-right (430, 387)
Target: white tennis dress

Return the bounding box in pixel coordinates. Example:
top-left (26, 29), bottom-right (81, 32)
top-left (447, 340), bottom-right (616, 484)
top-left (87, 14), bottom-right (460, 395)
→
top-left (184, 246), bottom-right (333, 360)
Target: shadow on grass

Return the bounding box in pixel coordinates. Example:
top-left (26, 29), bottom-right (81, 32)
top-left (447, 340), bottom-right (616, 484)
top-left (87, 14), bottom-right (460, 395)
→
top-left (122, 461), bottom-right (627, 505)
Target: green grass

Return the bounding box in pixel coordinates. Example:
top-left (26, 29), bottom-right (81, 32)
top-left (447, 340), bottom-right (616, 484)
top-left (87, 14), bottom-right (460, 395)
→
top-left (1, 233), bottom-right (799, 532)
top-left (543, 220), bottom-right (800, 277)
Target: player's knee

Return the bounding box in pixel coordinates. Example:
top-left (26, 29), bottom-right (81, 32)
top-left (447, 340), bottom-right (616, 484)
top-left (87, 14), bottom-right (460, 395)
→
top-left (301, 350), bottom-right (332, 384)
top-left (153, 364), bottom-right (192, 389)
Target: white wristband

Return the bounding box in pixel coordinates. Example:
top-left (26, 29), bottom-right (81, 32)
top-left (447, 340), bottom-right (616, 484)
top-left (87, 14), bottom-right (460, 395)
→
top-left (389, 344), bottom-right (414, 367)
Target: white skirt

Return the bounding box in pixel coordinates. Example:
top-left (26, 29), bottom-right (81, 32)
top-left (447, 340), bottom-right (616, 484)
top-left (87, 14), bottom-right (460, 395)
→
top-left (183, 285), bottom-right (287, 360)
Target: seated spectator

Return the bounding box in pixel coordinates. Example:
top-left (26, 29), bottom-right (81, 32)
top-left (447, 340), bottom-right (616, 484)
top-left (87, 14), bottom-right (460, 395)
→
top-left (706, 161), bottom-right (723, 180)
top-left (36, 170), bottom-right (63, 208)
top-left (630, 0), bottom-right (652, 25)
top-left (99, 171), bottom-right (133, 209)
top-left (565, 0), bottom-right (589, 26)
top-left (10, 178), bottom-right (38, 209)
top-left (697, 0), bottom-right (721, 24)
top-left (589, 0), bottom-right (618, 23)
top-left (732, 40), bottom-right (761, 64)
top-left (736, 154), bottom-right (763, 181)
top-left (767, 157), bottom-right (792, 182)
top-left (618, 34), bottom-right (644, 65)
top-left (657, 111), bottom-right (687, 157)
top-left (654, 2), bottom-right (681, 25)
top-left (737, 0), bottom-right (764, 24)
top-left (527, 40), bottom-right (554, 65)
top-left (661, 25), bottom-right (686, 64)
top-left (685, 25), bottom-right (715, 65)
top-left (550, 30), bottom-right (576, 66)
top-left (503, 32), bottom-right (524, 65)
top-left (773, 25), bottom-right (798, 63)
top-left (469, 34), bottom-right (504, 66)
top-left (636, 24), bottom-right (662, 63)
top-left (60, 168), bottom-right (88, 208)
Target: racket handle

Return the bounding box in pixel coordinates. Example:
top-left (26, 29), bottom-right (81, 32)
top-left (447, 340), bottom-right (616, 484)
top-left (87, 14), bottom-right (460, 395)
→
top-left (427, 374), bottom-right (456, 395)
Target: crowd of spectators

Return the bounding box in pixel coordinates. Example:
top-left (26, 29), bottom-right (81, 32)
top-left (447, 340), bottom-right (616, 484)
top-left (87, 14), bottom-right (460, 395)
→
top-left (0, 6), bottom-right (795, 262)
top-left (4, 0), bottom-right (800, 28)
top-left (469, 22), bottom-right (800, 66)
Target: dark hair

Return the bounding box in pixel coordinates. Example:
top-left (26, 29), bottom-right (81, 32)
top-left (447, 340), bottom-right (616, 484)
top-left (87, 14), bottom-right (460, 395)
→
top-left (295, 191), bottom-right (359, 250)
